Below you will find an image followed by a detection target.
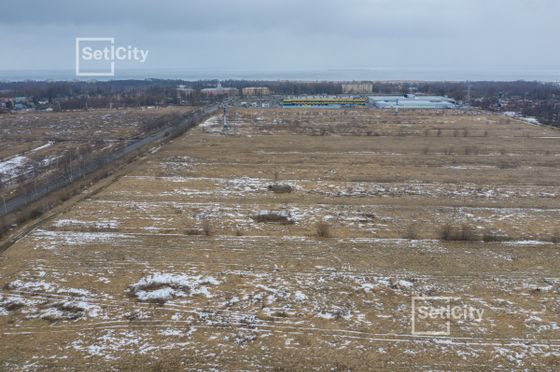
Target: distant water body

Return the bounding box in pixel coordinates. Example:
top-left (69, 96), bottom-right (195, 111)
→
top-left (0, 67), bottom-right (559, 82)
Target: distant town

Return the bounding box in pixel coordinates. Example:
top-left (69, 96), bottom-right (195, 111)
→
top-left (1, 80), bottom-right (559, 127)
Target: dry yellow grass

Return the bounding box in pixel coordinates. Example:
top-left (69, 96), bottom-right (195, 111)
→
top-left (0, 108), bottom-right (559, 369)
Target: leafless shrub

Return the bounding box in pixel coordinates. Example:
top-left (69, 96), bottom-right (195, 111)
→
top-left (436, 128), bottom-right (442, 137)
top-left (123, 309), bottom-right (141, 321)
top-left (457, 224), bottom-right (478, 241)
top-left (462, 129), bottom-right (469, 137)
top-left (273, 311), bottom-right (289, 318)
top-left (361, 213), bottom-right (376, 220)
top-left (252, 213), bottom-right (293, 225)
top-left (440, 223), bottom-right (478, 241)
top-left (268, 184), bottom-right (293, 193)
top-left (551, 230), bottom-right (560, 244)
top-left (29, 208), bottom-right (43, 219)
top-left (202, 220), bottom-right (213, 236)
top-left (41, 302), bottom-right (85, 322)
top-left (422, 147), bottom-right (429, 155)
top-left (440, 224), bottom-right (453, 241)
top-left (404, 224), bottom-right (418, 240)
top-left (497, 159), bottom-right (520, 169)
top-left (482, 230), bottom-right (511, 242)
top-left (443, 147), bottom-right (455, 155)
top-left (316, 220), bottom-right (331, 238)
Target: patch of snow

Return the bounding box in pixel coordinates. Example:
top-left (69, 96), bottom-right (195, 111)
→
top-left (0, 155), bottom-right (28, 180)
top-left (2, 280), bottom-right (104, 320)
top-left (53, 219), bottom-right (119, 230)
top-left (294, 291), bottom-right (308, 303)
top-left (129, 273), bottom-right (221, 303)
top-left (30, 141), bottom-right (54, 152)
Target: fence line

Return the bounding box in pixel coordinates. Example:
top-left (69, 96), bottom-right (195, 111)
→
top-left (0, 105), bottom-right (217, 217)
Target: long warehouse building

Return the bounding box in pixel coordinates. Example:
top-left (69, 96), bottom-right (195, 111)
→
top-left (369, 95), bottom-right (457, 109)
top-left (283, 97), bottom-right (368, 108)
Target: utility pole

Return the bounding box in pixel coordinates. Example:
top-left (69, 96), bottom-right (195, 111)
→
top-left (223, 105), bottom-right (229, 130)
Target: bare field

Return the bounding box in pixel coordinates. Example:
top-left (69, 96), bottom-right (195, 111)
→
top-left (0, 108), bottom-right (559, 370)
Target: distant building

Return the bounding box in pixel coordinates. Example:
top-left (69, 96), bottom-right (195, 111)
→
top-left (0, 98), bottom-right (14, 111)
top-left (201, 82), bottom-right (238, 96)
top-left (283, 96), bottom-right (367, 108)
top-left (14, 96), bottom-right (29, 104)
top-left (242, 87), bottom-right (271, 96)
top-left (176, 85), bottom-right (195, 103)
top-left (342, 83), bottom-right (373, 94)
top-left (369, 95), bottom-right (457, 109)
top-left (177, 85), bottom-right (194, 95)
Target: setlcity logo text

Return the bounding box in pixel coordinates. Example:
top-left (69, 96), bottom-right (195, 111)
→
top-left (75, 37), bottom-right (149, 77)
top-left (411, 296), bottom-right (484, 336)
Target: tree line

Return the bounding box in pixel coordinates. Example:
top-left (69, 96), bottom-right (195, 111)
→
top-left (1, 79), bottom-right (559, 126)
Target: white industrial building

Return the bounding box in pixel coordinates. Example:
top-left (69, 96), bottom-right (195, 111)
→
top-left (342, 83), bottom-right (373, 94)
top-left (369, 95), bottom-right (457, 109)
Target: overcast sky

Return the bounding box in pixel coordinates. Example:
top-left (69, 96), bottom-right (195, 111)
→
top-left (1, 0), bottom-right (559, 77)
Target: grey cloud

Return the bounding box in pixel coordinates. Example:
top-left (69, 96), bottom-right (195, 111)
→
top-left (0, 0), bottom-right (559, 74)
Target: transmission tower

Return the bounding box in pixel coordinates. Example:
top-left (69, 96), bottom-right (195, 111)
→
top-left (223, 105), bottom-right (229, 130)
